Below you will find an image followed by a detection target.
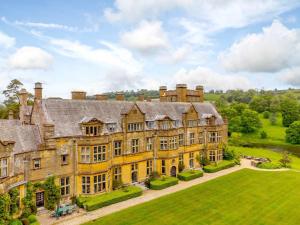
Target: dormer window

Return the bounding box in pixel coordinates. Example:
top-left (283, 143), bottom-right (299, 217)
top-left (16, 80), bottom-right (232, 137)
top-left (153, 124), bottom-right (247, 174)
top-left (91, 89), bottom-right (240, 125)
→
top-left (160, 121), bottom-right (170, 130)
top-left (146, 121), bottom-right (155, 129)
top-left (85, 125), bottom-right (100, 136)
top-left (0, 158), bottom-right (8, 178)
top-left (107, 123), bottom-right (117, 132)
top-left (128, 123), bottom-right (143, 132)
top-left (188, 120), bottom-right (198, 127)
top-left (173, 120), bottom-right (180, 127)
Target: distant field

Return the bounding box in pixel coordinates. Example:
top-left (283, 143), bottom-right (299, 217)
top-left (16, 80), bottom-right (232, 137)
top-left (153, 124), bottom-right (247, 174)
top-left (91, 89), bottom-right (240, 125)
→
top-left (85, 169), bottom-right (300, 225)
top-left (229, 114), bottom-right (300, 154)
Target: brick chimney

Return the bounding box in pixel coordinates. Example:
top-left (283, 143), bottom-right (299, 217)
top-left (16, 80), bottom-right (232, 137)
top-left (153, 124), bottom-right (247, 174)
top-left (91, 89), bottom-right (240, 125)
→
top-left (34, 82), bottom-right (43, 101)
top-left (176, 84), bottom-right (187, 102)
top-left (196, 85), bottom-right (204, 102)
top-left (95, 94), bottom-right (108, 101)
top-left (18, 88), bottom-right (28, 123)
top-left (71, 91), bottom-right (86, 100)
top-left (115, 92), bottom-right (125, 101)
top-left (159, 86), bottom-right (167, 102)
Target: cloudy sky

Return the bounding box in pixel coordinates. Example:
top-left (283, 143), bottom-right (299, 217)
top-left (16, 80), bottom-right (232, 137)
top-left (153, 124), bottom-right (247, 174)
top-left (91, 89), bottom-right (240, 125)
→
top-left (0, 0), bottom-right (300, 99)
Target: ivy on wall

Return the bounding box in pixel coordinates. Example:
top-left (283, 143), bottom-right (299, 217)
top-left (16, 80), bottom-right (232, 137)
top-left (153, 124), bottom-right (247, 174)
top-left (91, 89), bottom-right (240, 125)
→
top-left (43, 176), bottom-right (61, 210)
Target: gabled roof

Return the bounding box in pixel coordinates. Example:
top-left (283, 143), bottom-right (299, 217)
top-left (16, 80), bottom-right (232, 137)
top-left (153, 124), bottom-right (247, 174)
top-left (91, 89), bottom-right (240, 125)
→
top-left (40, 99), bottom-right (224, 137)
top-left (0, 120), bottom-right (42, 154)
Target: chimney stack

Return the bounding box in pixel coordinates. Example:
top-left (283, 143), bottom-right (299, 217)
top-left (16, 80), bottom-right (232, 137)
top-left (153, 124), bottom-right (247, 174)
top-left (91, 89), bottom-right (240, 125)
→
top-left (95, 94), bottom-right (108, 101)
top-left (8, 110), bottom-right (14, 120)
top-left (176, 84), bottom-right (187, 102)
top-left (71, 91), bottom-right (86, 100)
top-left (195, 85), bottom-right (204, 102)
top-left (34, 82), bottom-right (43, 101)
top-left (159, 86), bottom-right (167, 102)
top-left (115, 92), bottom-right (125, 101)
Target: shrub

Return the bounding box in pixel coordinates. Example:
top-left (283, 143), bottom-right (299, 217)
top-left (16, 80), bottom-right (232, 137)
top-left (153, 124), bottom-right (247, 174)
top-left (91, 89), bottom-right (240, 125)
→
top-left (178, 170), bottom-right (203, 181)
top-left (260, 130), bottom-right (268, 139)
top-left (112, 180), bottom-right (123, 190)
top-left (279, 151), bottom-right (292, 168)
top-left (178, 162), bottom-right (185, 172)
top-left (256, 162), bottom-right (281, 169)
top-left (150, 177), bottom-right (178, 190)
top-left (269, 113), bottom-right (277, 125)
top-left (223, 146), bottom-right (236, 160)
top-left (20, 218), bottom-right (30, 225)
top-left (286, 121), bottom-right (300, 144)
top-left (203, 160), bottom-right (236, 173)
top-left (28, 215), bottom-right (37, 223)
top-left (80, 186), bottom-right (142, 211)
top-left (9, 219), bottom-right (22, 225)
top-left (263, 111), bottom-right (270, 119)
top-left (43, 176), bottom-right (61, 210)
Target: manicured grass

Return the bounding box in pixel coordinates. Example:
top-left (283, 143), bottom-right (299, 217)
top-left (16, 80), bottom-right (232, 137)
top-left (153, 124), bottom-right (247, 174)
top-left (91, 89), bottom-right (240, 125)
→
top-left (230, 146), bottom-right (300, 170)
top-left (203, 160), bottom-right (236, 173)
top-left (77, 186), bottom-right (142, 211)
top-left (177, 170), bottom-right (203, 181)
top-left (85, 169), bottom-right (300, 225)
top-left (150, 177), bottom-right (178, 190)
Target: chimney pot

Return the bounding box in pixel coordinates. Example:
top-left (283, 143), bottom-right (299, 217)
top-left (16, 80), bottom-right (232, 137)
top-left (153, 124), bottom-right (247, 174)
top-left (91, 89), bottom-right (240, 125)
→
top-left (115, 92), bottom-right (125, 101)
top-left (34, 82), bottom-right (43, 100)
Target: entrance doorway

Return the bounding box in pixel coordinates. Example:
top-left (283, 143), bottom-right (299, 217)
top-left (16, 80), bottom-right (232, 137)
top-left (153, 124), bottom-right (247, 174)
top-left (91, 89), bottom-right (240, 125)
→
top-left (36, 192), bottom-right (44, 208)
top-left (170, 166), bottom-right (177, 177)
top-left (131, 163), bottom-right (138, 183)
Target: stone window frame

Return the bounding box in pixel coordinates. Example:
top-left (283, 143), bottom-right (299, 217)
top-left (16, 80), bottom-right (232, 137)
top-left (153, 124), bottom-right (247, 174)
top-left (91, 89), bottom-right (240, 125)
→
top-left (113, 141), bottom-right (122, 156)
top-left (33, 158), bottom-right (41, 170)
top-left (0, 158), bottom-right (8, 178)
top-left (189, 152), bottom-right (194, 168)
top-left (61, 154), bottom-right (69, 166)
top-left (80, 146), bottom-right (90, 163)
top-left (82, 176), bottom-right (90, 194)
top-left (128, 123), bottom-right (143, 132)
top-left (161, 160), bottom-right (166, 175)
top-left (178, 134), bottom-right (184, 146)
top-left (179, 153), bottom-right (184, 165)
top-left (209, 150), bottom-right (216, 161)
top-left (160, 137), bottom-right (168, 150)
top-left (146, 137), bottom-right (153, 151)
top-left (113, 166), bottom-right (122, 181)
top-left (94, 174), bottom-right (106, 193)
top-left (131, 139), bottom-right (139, 153)
top-left (189, 133), bottom-right (195, 145)
top-left (93, 145), bottom-right (106, 162)
top-left (60, 176), bottom-right (70, 196)
top-left (169, 136), bottom-right (178, 150)
top-left (146, 160), bottom-right (153, 176)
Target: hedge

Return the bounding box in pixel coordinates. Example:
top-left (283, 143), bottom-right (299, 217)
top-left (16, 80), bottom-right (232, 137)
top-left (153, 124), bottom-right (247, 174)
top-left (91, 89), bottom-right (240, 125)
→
top-left (28, 215), bottom-right (37, 224)
top-left (203, 160), bottom-right (236, 173)
top-left (9, 220), bottom-right (22, 225)
top-left (150, 177), bottom-right (178, 190)
top-left (77, 186), bottom-right (142, 211)
top-left (178, 170), bottom-right (203, 181)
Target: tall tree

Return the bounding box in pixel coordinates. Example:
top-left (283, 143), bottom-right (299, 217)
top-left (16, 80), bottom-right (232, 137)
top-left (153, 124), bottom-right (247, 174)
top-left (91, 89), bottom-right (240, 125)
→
top-left (280, 95), bottom-right (299, 127)
top-left (241, 109), bottom-right (261, 133)
top-left (2, 79), bottom-right (23, 105)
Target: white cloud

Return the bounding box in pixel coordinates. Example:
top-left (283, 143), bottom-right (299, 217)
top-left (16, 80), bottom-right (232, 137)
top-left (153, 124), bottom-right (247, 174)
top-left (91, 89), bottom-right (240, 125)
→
top-left (220, 20), bottom-right (300, 72)
top-left (104, 0), bottom-right (300, 30)
top-left (50, 38), bottom-right (142, 74)
top-left (8, 46), bottom-right (53, 70)
top-left (121, 20), bottom-right (169, 54)
top-left (173, 66), bottom-right (252, 90)
top-left (14, 20), bottom-right (79, 32)
top-left (0, 31), bottom-right (15, 48)
top-left (281, 67), bottom-right (300, 86)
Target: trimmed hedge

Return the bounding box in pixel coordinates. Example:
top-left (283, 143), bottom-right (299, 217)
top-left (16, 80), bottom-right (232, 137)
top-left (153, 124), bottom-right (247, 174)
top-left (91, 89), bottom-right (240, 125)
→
top-left (150, 177), bottom-right (178, 190)
top-left (178, 170), bottom-right (203, 181)
top-left (77, 186), bottom-right (142, 211)
top-left (256, 162), bottom-right (281, 169)
top-left (203, 160), bottom-right (236, 173)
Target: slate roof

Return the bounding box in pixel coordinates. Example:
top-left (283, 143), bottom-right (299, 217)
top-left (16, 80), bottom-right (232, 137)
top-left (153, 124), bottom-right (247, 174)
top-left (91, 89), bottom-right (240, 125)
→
top-left (0, 120), bottom-right (42, 154)
top-left (41, 99), bottom-right (224, 137)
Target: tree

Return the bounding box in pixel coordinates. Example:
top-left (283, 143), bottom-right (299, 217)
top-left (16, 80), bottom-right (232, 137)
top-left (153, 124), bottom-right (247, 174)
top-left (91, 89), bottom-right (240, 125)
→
top-left (269, 112), bottom-right (277, 125)
top-left (286, 121), bottom-right (300, 144)
top-left (270, 96), bottom-right (281, 113)
top-left (279, 151), bottom-right (292, 168)
top-left (280, 95), bottom-right (299, 127)
top-left (231, 102), bottom-right (248, 114)
top-left (2, 79), bottom-right (23, 105)
top-left (241, 109), bottom-right (261, 133)
top-left (263, 111), bottom-right (270, 119)
top-left (249, 95), bottom-right (272, 113)
top-left (260, 130), bottom-right (268, 139)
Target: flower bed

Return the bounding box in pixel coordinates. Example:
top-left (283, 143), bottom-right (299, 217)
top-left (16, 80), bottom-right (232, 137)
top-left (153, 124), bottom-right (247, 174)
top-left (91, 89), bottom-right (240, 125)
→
top-left (203, 160), bottom-right (236, 173)
top-left (77, 186), bottom-right (142, 211)
top-left (178, 170), bottom-right (203, 181)
top-left (150, 177), bottom-right (178, 190)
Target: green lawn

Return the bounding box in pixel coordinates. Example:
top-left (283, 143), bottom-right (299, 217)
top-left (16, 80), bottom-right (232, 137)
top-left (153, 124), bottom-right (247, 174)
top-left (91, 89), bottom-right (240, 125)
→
top-left (230, 146), bottom-right (300, 170)
top-left (85, 169), bottom-right (300, 225)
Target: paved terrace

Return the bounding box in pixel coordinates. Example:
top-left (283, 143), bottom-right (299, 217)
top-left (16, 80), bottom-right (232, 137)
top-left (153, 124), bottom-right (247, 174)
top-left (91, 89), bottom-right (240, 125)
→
top-left (38, 159), bottom-right (289, 225)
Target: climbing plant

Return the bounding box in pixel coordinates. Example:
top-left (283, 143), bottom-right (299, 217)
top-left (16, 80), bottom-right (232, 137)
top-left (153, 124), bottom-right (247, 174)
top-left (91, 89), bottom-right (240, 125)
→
top-left (21, 182), bottom-right (36, 218)
top-left (0, 193), bottom-right (11, 224)
top-left (43, 176), bottom-right (61, 210)
top-left (8, 188), bottom-right (19, 215)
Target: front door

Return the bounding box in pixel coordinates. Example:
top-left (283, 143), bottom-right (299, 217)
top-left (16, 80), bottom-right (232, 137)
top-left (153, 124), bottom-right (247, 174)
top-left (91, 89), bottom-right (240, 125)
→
top-left (131, 171), bottom-right (138, 183)
top-left (36, 192), bottom-right (44, 208)
top-left (170, 166), bottom-right (177, 177)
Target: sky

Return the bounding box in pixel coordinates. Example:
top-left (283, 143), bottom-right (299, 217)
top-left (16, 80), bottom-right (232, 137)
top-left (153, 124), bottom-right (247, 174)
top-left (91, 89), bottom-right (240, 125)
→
top-left (0, 0), bottom-right (300, 99)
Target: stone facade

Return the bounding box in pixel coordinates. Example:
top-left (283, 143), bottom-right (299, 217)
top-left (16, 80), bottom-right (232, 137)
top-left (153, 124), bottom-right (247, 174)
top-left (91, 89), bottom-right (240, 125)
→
top-left (0, 82), bottom-right (227, 208)
top-left (159, 84), bottom-right (204, 102)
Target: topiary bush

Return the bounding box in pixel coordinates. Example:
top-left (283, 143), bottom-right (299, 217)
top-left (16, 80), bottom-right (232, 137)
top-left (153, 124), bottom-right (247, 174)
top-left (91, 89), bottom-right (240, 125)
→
top-left (178, 170), bottom-right (203, 181)
top-left (203, 160), bottom-right (236, 173)
top-left (28, 215), bottom-right (37, 223)
top-left (9, 219), bottom-right (22, 225)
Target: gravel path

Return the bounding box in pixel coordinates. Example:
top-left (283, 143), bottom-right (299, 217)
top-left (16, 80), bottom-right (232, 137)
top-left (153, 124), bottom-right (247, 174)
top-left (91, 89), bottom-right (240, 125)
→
top-left (38, 159), bottom-right (288, 225)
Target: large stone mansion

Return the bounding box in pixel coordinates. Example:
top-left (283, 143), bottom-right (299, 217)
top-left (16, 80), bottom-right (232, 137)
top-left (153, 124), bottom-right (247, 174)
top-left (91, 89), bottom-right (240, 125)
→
top-left (0, 83), bottom-right (227, 208)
